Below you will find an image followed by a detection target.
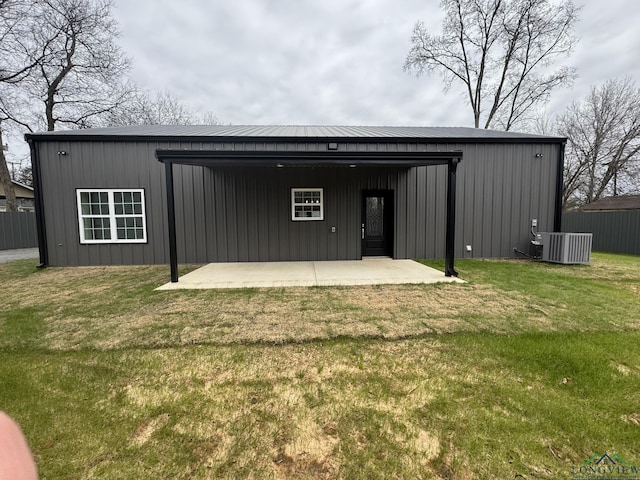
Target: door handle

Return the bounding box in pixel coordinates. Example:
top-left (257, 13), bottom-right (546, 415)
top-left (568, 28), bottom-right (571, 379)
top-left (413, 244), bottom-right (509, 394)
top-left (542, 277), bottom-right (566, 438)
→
top-left (361, 224), bottom-right (365, 239)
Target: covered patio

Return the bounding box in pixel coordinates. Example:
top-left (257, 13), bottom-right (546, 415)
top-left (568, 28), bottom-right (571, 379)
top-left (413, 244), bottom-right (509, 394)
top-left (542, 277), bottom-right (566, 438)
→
top-left (156, 149), bottom-right (463, 283)
top-left (156, 258), bottom-right (464, 290)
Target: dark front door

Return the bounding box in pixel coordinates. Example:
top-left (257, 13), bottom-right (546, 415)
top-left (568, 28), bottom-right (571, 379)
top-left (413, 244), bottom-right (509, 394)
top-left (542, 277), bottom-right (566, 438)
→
top-left (362, 190), bottom-right (393, 257)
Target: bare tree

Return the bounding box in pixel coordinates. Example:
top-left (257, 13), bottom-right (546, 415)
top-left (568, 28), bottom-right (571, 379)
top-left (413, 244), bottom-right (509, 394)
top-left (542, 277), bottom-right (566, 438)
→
top-left (0, 0), bottom-right (45, 84)
top-left (0, 0), bottom-right (46, 211)
top-left (102, 90), bottom-right (220, 126)
top-left (1, 0), bottom-right (136, 210)
top-left (12, 162), bottom-right (32, 187)
top-left (0, 1), bottom-right (221, 212)
top-left (558, 77), bottom-right (640, 207)
top-left (404, 0), bottom-right (579, 130)
top-left (198, 111), bottom-right (221, 126)
top-left (124, 90), bottom-right (196, 126)
top-left (18, 0), bottom-right (134, 132)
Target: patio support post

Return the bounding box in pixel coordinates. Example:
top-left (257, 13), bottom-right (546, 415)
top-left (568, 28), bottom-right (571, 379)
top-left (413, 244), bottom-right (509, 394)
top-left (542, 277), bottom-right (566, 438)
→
top-left (445, 158), bottom-right (460, 277)
top-left (164, 161), bottom-right (179, 283)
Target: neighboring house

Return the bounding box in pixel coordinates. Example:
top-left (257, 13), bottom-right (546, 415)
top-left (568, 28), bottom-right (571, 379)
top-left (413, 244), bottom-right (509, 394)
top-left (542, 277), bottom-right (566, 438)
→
top-left (25, 125), bottom-right (565, 281)
top-left (578, 195), bottom-right (640, 211)
top-left (0, 180), bottom-right (35, 212)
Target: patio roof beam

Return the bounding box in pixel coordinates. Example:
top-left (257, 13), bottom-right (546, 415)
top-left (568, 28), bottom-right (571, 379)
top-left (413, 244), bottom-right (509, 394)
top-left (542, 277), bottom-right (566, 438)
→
top-left (155, 149), bottom-right (462, 168)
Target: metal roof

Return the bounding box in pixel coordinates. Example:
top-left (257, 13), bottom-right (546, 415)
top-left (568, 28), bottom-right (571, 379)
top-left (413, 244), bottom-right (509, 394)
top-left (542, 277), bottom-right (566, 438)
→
top-left (25, 125), bottom-right (565, 143)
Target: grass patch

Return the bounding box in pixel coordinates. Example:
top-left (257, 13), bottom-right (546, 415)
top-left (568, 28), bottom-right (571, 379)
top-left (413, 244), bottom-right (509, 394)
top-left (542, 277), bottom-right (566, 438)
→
top-left (1, 254), bottom-right (639, 351)
top-left (0, 253), bottom-right (639, 478)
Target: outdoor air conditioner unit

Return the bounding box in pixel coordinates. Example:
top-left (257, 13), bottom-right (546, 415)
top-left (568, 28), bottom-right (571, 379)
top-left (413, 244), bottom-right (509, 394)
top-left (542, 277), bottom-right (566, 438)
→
top-left (539, 232), bottom-right (592, 264)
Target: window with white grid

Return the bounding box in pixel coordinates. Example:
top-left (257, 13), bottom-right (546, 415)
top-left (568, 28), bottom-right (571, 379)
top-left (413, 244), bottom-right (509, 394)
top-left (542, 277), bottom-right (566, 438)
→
top-left (77, 189), bottom-right (147, 243)
top-left (291, 188), bottom-right (324, 221)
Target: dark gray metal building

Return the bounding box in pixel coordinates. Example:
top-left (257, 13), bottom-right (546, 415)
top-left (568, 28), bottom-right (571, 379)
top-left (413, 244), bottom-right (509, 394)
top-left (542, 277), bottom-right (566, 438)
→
top-left (25, 125), bottom-right (565, 281)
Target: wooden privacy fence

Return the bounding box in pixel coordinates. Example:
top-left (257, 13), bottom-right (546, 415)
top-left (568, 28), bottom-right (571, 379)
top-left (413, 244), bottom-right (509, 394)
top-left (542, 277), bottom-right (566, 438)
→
top-left (0, 212), bottom-right (38, 250)
top-left (562, 210), bottom-right (640, 255)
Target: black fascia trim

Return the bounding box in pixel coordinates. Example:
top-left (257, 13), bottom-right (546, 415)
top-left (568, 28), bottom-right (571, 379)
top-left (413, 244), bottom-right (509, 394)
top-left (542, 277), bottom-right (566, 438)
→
top-left (26, 138), bottom-right (48, 267)
top-left (26, 133), bottom-right (567, 145)
top-left (155, 149), bottom-right (463, 167)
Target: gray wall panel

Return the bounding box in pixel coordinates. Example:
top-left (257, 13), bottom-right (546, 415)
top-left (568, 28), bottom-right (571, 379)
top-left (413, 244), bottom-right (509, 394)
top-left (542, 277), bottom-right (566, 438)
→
top-left (472, 145), bottom-right (487, 257)
top-left (507, 144), bottom-right (522, 256)
top-left (192, 162), bottom-right (207, 262)
top-left (394, 169), bottom-right (407, 258)
top-left (226, 170), bottom-right (237, 261)
top-left (35, 138), bottom-right (561, 265)
top-left (460, 146), bottom-right (474, 257)
top-left (414, 166), bottom-right (427, 257)
top-left (436, 164), bottom-right (448, 257)
top-left (406, 166), bottom-right (417, 258)
top-left (0, 212), bottom-right (37, 250)
top-left (39, 140), bottom-right (167, 266)
top-left (195, 167), bottom-right (402, 262)
top-left (563, 210), bottom-right (640, 255)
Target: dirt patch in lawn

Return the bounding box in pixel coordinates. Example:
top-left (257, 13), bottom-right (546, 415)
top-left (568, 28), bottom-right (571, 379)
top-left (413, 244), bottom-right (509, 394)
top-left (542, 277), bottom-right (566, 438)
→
top-left (130, 413), bottom-right (171, 446)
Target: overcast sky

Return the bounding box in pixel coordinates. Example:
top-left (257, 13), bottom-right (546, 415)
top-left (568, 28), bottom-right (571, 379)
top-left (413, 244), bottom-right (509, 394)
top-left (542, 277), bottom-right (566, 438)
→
top-left (111, 0), bottom-right (640, 129)
top-left (7, 0), bottom-right (640, 166)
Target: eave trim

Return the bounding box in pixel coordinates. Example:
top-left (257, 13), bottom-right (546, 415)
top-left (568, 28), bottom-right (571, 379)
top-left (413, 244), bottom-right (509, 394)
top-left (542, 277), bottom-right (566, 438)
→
top-left (25, 133), bottom-right (567, 145)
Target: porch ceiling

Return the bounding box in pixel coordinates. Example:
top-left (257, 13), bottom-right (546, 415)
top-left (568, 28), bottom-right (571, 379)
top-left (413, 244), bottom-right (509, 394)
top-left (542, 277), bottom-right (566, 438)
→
top-left (155, 149), bottom-right (463, 167)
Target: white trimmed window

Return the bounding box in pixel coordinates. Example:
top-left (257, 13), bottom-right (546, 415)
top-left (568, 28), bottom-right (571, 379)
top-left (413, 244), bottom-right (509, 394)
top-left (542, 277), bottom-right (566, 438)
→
top-left (76, 189), bottom-right (147, 243)
top-left (291, 188), bottom-right (324, 221)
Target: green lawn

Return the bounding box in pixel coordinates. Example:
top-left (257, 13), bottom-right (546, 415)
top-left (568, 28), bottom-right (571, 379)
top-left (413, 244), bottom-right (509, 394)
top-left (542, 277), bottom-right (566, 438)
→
top-left (1, 253), bottom-right (639, 479)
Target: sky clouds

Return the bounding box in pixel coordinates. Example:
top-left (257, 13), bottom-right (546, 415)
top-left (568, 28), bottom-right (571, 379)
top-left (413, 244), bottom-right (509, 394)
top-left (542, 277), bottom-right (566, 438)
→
top-left (5, 0), bottom-right (636, 171)
top-left (114, 0), bottom-right (452, 125)
top-left (112, 0), bottom-right (640, 129)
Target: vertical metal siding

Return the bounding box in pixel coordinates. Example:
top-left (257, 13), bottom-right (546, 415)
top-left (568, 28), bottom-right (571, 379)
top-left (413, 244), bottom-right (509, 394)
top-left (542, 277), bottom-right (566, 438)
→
top-left (435, 163), bottom-right (448, 257)
top-left (507, 144), bottom-right (521, 256)
top-left (35, 138), bottom-right (560, 265)
top-left (39, 140), bottom-right (166, 266)
top-left (0, 212), bottom-right (37, 250)
top-left (448, 142), bottom-right (558, 259)
top-left (406, 166), bottom-right (417, 258)
top-left (192, 160), bottom-right (207, 262)
top-left (562, 210), bottom-right (640, 255)
top-left (414, 166), bottom-right (426, 258)
top-left (395, 169), bottom-right (408, 258)
top-left (199, 167), bottom-right (400, 262)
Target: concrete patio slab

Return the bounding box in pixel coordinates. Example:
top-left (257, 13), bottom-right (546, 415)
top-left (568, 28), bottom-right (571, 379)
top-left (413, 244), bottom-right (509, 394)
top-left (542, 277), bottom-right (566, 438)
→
top-left (156, 258), bottom-right (464, 290)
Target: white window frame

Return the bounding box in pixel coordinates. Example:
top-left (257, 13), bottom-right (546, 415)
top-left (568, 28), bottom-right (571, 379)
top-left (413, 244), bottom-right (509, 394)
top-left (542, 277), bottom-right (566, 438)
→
top-left (76, 189), bottom-right (147, 244)
top-left (291, 188), bottom-right (324, 221)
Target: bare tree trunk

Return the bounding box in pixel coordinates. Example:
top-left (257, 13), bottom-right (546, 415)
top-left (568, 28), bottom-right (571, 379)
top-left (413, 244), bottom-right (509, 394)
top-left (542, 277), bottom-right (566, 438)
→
top-left (0, 126), bottom-right (17, 211)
